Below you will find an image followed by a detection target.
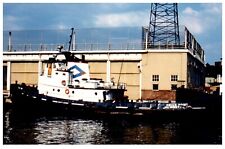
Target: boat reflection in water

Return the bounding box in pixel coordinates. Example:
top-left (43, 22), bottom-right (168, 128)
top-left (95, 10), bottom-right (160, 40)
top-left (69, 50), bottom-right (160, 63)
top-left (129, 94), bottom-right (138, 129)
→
top-left (4, 107), bottom-right (222, 144)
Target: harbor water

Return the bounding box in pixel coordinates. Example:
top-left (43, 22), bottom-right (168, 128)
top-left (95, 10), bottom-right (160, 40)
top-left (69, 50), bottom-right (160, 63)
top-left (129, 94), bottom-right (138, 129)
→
top-left (3, 104), bottom-right (222, 144)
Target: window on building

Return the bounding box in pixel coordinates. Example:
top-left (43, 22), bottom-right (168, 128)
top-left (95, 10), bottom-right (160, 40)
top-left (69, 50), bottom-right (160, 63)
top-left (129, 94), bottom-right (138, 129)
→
top-left (153, 84), bottom-right (159, 90)
top-left (171, 75), bottom-right (178, 81)
top-left (152, 75), bottom-right (159, 81)
top-left (171, 84), bottom-right (177, 90)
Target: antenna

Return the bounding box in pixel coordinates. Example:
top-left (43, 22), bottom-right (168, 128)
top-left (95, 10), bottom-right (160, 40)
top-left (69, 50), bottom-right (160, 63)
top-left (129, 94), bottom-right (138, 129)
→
top-left (148, 3), bottom-right (180, 47)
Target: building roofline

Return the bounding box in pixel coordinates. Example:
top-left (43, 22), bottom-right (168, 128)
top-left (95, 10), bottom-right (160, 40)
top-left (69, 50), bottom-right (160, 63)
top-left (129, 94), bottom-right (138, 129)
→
top-left (3, 48), bottom-right (204, 64)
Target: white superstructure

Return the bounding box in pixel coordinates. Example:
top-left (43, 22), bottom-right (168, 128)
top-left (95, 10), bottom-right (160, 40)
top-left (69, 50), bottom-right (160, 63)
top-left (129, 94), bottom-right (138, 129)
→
top-left (38, 52), bottom-right (126, 103)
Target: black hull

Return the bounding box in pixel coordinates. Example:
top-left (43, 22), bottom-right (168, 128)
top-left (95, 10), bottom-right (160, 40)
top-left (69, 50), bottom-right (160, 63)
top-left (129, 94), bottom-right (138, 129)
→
top-left (9, 84), bottom-right (219, 121)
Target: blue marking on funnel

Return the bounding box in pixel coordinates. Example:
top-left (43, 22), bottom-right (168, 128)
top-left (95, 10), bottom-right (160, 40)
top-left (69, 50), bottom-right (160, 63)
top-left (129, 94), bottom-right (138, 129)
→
top-left (68, 65), bottom-right (86, 79)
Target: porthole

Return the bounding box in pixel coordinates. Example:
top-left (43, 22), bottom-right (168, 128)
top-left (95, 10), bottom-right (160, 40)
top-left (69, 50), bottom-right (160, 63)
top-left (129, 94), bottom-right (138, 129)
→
top-left (72, 91), bottom-right (74, 94)
top-left (57, 89), bottom-right (60, 92)
top-left (95, 92), bottom-right (97, 95)
top-left (53, 89), bottom-right (55, 91)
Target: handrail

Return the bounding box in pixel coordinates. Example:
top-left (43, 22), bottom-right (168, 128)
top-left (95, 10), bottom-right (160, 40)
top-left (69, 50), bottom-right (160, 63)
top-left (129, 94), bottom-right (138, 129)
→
top-left (4, 42), bottom-right (186, 52)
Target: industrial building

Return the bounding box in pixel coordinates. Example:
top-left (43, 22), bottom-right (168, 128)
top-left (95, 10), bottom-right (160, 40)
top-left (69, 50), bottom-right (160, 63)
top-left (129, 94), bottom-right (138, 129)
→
top-left (3, 3), bottom-right (205, 101)
top-left (3, 26), bottom-right (205, 100)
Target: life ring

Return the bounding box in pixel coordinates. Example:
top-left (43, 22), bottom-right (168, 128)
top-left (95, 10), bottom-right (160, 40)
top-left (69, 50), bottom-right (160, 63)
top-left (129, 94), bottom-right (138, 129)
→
top-left (65, 89), bottom-right (69, 94)
top-left (62, 80), bottom-right (66, 86)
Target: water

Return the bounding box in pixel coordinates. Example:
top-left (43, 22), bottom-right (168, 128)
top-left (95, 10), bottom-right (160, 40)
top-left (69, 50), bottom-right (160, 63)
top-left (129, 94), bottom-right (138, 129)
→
top-left (4, 107), bottom-right (222, 144)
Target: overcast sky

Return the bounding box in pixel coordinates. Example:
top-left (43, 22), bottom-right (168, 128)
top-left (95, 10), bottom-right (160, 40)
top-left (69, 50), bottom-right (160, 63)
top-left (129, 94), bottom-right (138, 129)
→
top-left (3, 3), bottom-right (222, 64)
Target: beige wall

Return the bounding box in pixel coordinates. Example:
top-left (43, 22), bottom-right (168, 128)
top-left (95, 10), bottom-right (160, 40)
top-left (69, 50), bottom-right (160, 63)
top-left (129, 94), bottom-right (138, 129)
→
top-left (111, 62), bottom-right (140, 99)
top-left (89, 62), bottom-right (106, 74)
top-left (11, 62), bottom-right (38, 85)
top-left (142, 52), bottom-right (187, 90)
top-left (89, 61), bottom-right (140, 99)
top-left (111, 62), bottom-right (139, 74)
top-left (8, 61), bottom-right (141, 99)
top-left (89, 62), bottom-right (107, 81)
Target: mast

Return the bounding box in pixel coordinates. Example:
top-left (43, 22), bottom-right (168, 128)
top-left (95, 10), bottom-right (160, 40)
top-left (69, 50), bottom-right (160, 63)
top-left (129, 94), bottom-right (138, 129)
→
top-left (62, 28), bottom-right (82, 62)
top-left (68, 28), bottom-right (74, 51)
top-left (72, 31), bottom-right (76, 50)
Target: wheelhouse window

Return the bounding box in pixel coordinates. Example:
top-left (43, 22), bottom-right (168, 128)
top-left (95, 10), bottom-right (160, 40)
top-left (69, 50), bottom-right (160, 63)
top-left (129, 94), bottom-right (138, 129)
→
top-left (152, 75), bottom-right (159, 81)
top-left (171, 75), bottom-right (178, 81)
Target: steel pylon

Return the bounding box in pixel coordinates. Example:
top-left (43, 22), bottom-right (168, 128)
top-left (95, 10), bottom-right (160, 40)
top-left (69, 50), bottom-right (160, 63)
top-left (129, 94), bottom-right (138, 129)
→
top-left (148, 3), bottom-right (180, 47)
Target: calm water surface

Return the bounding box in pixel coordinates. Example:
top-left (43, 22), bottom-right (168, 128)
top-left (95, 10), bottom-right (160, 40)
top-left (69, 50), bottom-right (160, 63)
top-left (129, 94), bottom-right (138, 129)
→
top-left (4, 107), bottom-right (222, 144)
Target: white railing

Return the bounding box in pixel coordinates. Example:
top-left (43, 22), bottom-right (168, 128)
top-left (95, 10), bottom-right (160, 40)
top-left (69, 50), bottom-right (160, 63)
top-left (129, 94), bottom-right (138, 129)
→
top-left (5, 42), bottom-right (186, 52)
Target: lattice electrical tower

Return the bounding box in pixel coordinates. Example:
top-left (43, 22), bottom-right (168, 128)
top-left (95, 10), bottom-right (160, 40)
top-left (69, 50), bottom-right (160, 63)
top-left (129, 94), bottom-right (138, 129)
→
top-left (148, 3), bottom-right (180, 47)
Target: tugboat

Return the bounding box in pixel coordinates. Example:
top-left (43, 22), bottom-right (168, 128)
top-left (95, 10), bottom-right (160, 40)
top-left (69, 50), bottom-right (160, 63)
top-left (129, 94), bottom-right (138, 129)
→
top-left (37, 51), bottom-right (126, 106)
top-left (10, 28), bottom-right (205, 118)
top-left (10, 28), bottom-right (126, 112)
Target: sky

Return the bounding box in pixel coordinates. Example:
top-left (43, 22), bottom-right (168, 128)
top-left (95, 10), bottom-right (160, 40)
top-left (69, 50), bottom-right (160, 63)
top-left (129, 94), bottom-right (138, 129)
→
top-left (3, 2), bottom-right (222, 64)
